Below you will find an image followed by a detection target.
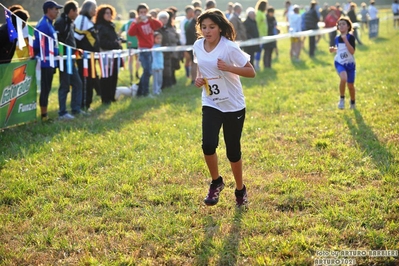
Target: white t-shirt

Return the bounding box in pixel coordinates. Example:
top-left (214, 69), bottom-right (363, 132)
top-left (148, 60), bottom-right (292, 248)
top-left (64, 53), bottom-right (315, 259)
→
top-left (193, 36), bottom-right (250, 112)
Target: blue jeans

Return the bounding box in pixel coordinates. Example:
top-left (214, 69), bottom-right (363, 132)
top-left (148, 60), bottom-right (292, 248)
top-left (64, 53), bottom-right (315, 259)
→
top-left (58, 61), bottom-right (83, 116)
top-left (138, 51), bottom-right (152, 96)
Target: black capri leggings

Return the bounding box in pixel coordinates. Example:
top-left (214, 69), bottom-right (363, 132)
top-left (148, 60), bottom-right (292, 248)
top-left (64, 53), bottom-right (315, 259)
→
top-left (202, 106), bottom-right (245, 163)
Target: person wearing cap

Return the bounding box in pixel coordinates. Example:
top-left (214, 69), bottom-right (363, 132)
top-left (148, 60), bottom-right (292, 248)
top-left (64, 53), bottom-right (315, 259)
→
top-left (54, 0), bottom-right (84, 120)
top-left (0, 9), bottom-right (30, 64)
top-left (34, 0), bottom-right (63, 122)
top-left (360, 2), bottom-right (369, 31)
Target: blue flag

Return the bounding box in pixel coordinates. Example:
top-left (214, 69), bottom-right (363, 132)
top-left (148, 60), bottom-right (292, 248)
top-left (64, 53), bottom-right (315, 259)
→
top-left (5, 10), bottom-right (18, 42)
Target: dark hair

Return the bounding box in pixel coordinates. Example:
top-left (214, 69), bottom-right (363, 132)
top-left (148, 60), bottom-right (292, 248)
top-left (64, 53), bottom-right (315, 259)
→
top-left (9, 4), bottom-right (24, 12)
top-left (94, 4), bottom-right (116, 24)
top-left (185, 5), bottom-right (194, 13)
top-left (129, 10), bottom-right (137, 19)
top-left (64, 0), bottom-right (78, 14)
top-left (337, 16), bottom-right (353, 32)
top-left (196, 8), bottom-right (236, 41)
top-left (154, 31), bottom-right (162, 37)
top-left (255, 0), bottom-right (268, 12)
top-left (205, 0), bottom-right (216, 9)
top-left (137, 3), bottom-right (149, 13)
top-left (11, 9), bottom-right (30, 27)
top-left (267, 7), bottom-right (274, 13)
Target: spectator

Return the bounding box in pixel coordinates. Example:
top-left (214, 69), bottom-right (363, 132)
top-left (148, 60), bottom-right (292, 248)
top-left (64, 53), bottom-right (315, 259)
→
top-left (180, 5), bottom-right (195, 80)
top-left (347, 3), bottom-right (363, 44)
top-left (186, 7), bottom-right (202, 84)
top-left (229, 3), bottom-right (247, 41)
top-left (0, 9), bottom-right (29, 64)
top-left (54, 0), bottom-right (83, 120)
top-left (288, 5), bottom-right (302, 61)
top-left (192, 0), bottom-right (202, 8)
top-left (34, 0), bottom-right (63, 122)
top-left (255, 0), bottom-right (268, 70)
top-left (243, 7), bottom-right (260, 66)
top-left (225, 2), bottom-right (234, 19)
top-left (128, 3), bottom-right (163, 97)
top-left (74, 0), bottom-right (100, 111)
top-left (205, 0), bottom-right (216, 10)
top-left (359, 2), bottom-right (369, 30)
top-left (95, 4), bottom-right (122, 105)
top-left (320, 3), bottom-right (329, 22)
top-left (304, 0), bottom-right (319, 57)
top-left (393, 0), bottom-right (399, 28)
top-left (324, 6), bottom-right (340, 47)
top-left (264, 7), bottom-right (278, 68)
top-left (158, 10), bottom-right (180, 89)
top-left (152, 31), bottom-right (163, 96)
top-left (119, 10), bottom-right (141, 83)
top-left (283, 1), bottom-right (294, 30)
top-left (368, 0), bottom-right (378, 20)
top-left (8, 5), bottom-right (30, 60)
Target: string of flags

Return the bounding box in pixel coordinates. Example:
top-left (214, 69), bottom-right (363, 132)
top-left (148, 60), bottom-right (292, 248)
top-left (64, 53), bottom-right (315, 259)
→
top-left (2, 4), bottom-right (128, 79)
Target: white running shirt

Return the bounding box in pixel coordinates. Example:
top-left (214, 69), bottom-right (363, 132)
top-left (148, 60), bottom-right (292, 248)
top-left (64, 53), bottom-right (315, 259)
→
top-left (193, 36), bottom-right (250, 112)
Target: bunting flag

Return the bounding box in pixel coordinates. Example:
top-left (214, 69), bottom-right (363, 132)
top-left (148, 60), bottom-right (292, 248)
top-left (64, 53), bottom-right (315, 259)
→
top-left (5, 10), bottom-right (18, 42)
top-left (66, 46), bottom-right (72, 74)
top-left (109, 52), bottom-right (114, 77)
top-left (16, 17), bottom-right (26, 50)
top-left (98, 52), bottom-right (105, 78)
top-left (117, 51), bottom-right (121, 74)
top-left (39, 33), bottom-right (45, 62)
top-left (58, 43), bottom-right (64, 72)
top-left (48, 36), bottom-right (55, 67)
top-left (28, 25), bottom-right (34, 57)
top-left (104, 53), bottom-right (109, 78)
top-left (90, 52), bottom-right (95, 78)
top-left (36, 59), bottom-right (41, 92)
top-left (83, 52), bottom-right (88, 77)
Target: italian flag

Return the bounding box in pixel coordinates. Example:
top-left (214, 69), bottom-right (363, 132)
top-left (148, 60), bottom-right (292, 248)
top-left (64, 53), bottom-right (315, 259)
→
top-left (28, 26), bottom-right (34, 57)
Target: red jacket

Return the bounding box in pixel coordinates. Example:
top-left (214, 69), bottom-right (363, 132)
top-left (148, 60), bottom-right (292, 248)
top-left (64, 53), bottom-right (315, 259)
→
top-left (128, 18), bottom-right (163, 48)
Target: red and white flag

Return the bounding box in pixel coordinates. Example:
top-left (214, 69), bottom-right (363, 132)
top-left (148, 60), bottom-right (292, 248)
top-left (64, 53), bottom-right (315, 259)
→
top-left (48, 36), bottom-right (55, 67)
top-left (39, 33), bottom-right (45, 62)
top-left (83, 52), bottom-right (88, 77)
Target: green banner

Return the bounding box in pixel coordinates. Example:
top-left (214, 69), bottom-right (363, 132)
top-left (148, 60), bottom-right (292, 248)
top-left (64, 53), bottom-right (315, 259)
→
top-left (0, 60), bottom-right (37, 129)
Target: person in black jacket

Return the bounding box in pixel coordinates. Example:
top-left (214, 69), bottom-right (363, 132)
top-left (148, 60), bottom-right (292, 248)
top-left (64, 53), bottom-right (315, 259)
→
top-left (347, 3), bottom-right (363, 45)
top-left (243, 7), bottom-right (259, 67)
top-left (74, 0), bottom-right (99, 111)
top-left (185, 7), bottom-right (202, 84)
top-left (0, 9), bottom-right (29, 64)
top-left (95, 4), bottom-right (123, 105)
top-left (264, 7), bottom-right (278, 68)
top-left (54, 0), bottom-right (83, 119)
top-left (304, 1), bottom-right (319, 57)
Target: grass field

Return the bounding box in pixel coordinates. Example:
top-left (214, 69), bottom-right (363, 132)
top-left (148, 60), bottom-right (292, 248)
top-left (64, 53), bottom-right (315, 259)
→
top-left (1, 13), bottom-right (399, 265)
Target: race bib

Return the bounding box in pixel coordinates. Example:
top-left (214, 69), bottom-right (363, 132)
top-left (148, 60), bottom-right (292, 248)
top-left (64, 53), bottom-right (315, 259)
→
top-left (204, 75), bottom-right (229, 103)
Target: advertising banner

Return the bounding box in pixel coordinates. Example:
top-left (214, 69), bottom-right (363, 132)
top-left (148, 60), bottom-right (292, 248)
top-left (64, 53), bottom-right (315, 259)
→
top-left (369, 18), bottom-right (379, 38)
top-left (0, 60), bottom-right (37, 129)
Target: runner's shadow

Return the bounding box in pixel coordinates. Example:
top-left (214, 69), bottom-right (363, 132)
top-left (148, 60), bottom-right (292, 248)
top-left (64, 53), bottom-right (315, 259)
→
top-left (217, 208), bottom-right (244, 266)
top-left (344, 109), bottom-right (394, 172)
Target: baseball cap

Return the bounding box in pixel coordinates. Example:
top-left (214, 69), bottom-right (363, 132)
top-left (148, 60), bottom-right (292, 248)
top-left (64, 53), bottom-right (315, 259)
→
top-left (43, 1), bottom-right (63, 13)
